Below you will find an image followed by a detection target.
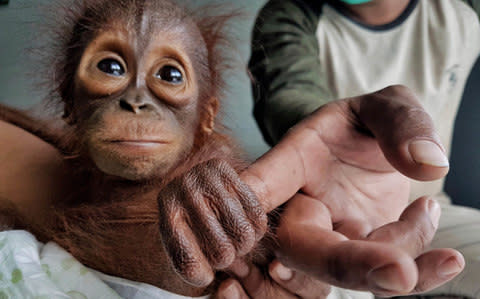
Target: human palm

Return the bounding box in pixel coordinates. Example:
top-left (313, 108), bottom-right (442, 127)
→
top-left (308, 99), bottom-right (411, 238)
top-left (247, 85), bottom-right (448, 222)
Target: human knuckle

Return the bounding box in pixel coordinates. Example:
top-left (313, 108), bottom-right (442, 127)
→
top-left (327, 253), bottom-right (347, 284)
top-left (412, 284), bottom-right (426, 294)
top-left (412, 221), bottom-right (431, 252)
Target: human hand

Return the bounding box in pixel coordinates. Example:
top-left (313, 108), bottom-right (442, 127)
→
top-left (274, 194), bottom-right (464, 297)
top-left (237, 85), bottom-right (463, 296)
top-left (242, 85), bottom-right (450, 237)
top-left (215, 196), bottom-right (464, 298)
top-left (215, 259), bottom-right (331, 299)
top-left (157, 159), bottom-right (267, 287)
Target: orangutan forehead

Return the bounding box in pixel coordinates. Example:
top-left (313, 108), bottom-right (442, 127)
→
top-left (93, 0), bottom-right (206, 57)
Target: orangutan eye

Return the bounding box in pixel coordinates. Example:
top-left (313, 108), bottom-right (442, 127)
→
top-left (155, 65), bottom-right (183, 84)
top-left (97, 58), bottom-right (125, 76)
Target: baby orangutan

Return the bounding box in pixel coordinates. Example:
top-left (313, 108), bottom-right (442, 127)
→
top-left (0, 0), bottom-right (268, 296)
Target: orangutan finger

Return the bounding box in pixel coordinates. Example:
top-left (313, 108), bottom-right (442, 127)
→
top-left (157, 199), bottom-right (214, 287)
top-left (205, 183), bottom-right (258, 257)
top-left (187, 162), bottom-right (258, 257)
top-left (181, 176), bottom-right (236, 269)
top-left (208, 158), bottom-right (268, 241)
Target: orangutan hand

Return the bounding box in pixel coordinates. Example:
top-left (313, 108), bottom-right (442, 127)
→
top-left (157, 159), bottom-right (267, 287)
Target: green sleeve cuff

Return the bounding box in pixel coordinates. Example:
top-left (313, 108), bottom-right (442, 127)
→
top-left (249, 0), bottom-right (330, 145)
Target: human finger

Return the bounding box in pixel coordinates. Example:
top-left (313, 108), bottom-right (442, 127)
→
top-left (269, 260), bottom-right (331, 299)
top-left (412, 249), bottom-right (464, 294)
top-left (367, 196), bottom-right (440, 257)
top-left (275, 193), bottom-right (417, 293)
top-left (239, 113), bottom-right (332, 212)
top-left (369, 248), bottom-right (465, 297)
top-left (215, 278), bottom-right (251, 299)
top-left (277, 224), bottom-right (418, 293)
top-left (227, 259), bottom-right (299, 298)
top-left (348, 85), bottom-right (449, 181)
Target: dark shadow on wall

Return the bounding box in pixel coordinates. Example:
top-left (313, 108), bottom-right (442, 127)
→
top-left (445, 57), bottom-right (480, 209)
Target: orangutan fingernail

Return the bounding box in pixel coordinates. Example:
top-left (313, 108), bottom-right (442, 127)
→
top-left (427, 199), bottom-right (441, 229)
top-left (274, 263), bottom-right (293, 281)
top-left (369, 264), bottom-right (406, 292)
top-left (438, 257), bottom-right (463, 277)
top-left (409, 140), bottom-right (449, 167)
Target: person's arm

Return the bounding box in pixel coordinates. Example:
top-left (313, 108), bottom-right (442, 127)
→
top-left (249, 0), bottom-right (330, 144)
top-left (0, 120), bottom-right (66, 227)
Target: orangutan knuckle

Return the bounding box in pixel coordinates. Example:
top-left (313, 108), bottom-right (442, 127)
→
top-left (250, 208), bottom-right (268, 238)
top-left (206, 158), bottom-right (229, 171)
top-left (181, 176), bottom-right (208, 203)
top-left (209, 243), bottom-right (236, 269)
top-left (175, 259), bottom-right (214, 287)
top-left (234, 223), bottom-right (256, 255)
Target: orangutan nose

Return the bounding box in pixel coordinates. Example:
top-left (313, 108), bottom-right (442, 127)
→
top-left (119, 98), bottom-right (154, 114)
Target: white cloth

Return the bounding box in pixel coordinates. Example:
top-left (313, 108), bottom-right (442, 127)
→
top-left (0, 230), bottom-right (372, 299)
top-left (1, 218), bottom-right (479, 299)
top-left (0, 230), bottom-right (207, 299)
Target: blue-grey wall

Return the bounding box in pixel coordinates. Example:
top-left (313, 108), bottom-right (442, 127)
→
top-left (0, 0), bottom-right (478, 208)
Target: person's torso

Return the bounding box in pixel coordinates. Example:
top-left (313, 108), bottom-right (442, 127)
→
top-left (315, 0), bottom-right (480, 201)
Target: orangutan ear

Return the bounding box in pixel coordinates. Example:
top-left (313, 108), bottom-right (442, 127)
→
top-left (62, 101), bottom-right (76, 125)
top-left (201, 97), bottom-right (219, 135)
top-left (62, 105), bottom-right (76, 125)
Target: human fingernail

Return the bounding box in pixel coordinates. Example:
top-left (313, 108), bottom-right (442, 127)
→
top-left (409, 140), bottom-right (449, 167)
top-left (427, 199), bottom-right (441, 229)
top-left (222, 282), bottom-right (240, 299)
top-left (438, 257), bottom-right (463, 278)
top-left (369, 264), bottom-right (407, 292)
top-left (231, 259), bottom-right (250, 278)
top-left (274, 263), bottom-right (293, 281)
